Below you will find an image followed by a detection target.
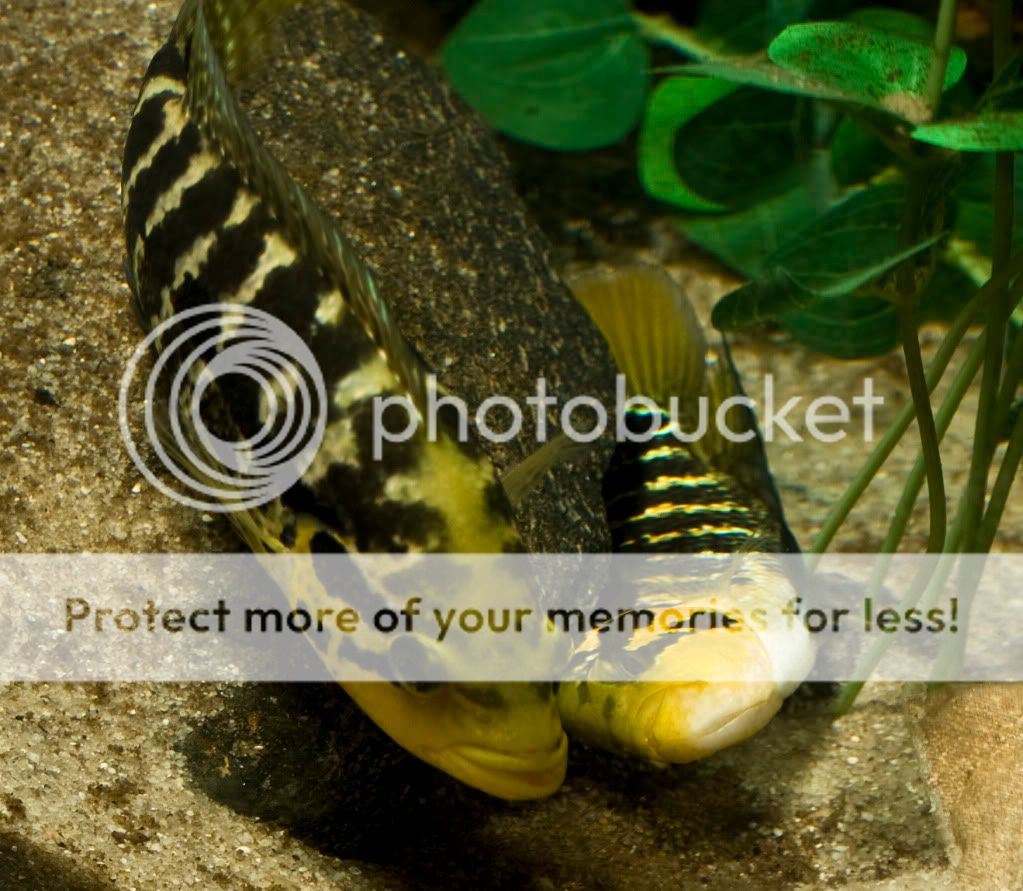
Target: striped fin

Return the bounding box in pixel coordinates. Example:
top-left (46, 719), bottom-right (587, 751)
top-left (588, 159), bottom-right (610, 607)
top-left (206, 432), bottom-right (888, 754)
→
top-left (565, 264), bottom-right (706, 408)
top-left (174, 0), bottom-right (300, 86)
top-left (181, 0), bottom-right (432, 415)
top-left (690, 346), bottom-right (793, 541)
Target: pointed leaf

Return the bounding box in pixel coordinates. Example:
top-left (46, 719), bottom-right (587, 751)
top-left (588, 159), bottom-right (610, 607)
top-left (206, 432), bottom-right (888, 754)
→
top-left (682, 56), bottom-right (864, 103)
top-left (781, 296), bottom-right (898, 357)
top-left (913, 112), bottom-right (1023, 151)
top-left (711, 268), bottom-right (821, 330)
top-left (680, 186), bottom-right (826, 276)
top-left (772, 184), bottom-right (945, 297)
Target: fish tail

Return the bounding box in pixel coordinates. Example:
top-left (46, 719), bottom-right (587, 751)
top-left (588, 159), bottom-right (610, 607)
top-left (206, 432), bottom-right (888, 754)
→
top-left (565, 263), bottom-right (707, 409)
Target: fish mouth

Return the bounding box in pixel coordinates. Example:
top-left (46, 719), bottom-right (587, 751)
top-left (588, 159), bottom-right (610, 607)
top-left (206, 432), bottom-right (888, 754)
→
top-left (440, 732), bottom-right (569, 801)
top-left (640, 683), bottom-right (782, 763)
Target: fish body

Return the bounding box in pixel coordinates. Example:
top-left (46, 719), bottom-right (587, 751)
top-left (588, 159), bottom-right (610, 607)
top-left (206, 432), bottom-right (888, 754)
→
top-left (120, 0), bottom-right (565, 799)
top-left (559, 265), bottom-right (814, 763)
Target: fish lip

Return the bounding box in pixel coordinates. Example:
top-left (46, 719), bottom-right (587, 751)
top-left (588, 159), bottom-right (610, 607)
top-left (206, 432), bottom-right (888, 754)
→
top-left (640, 685), bottom-right (780, 763)
top-left (444, 732), bottom-right (569, 800)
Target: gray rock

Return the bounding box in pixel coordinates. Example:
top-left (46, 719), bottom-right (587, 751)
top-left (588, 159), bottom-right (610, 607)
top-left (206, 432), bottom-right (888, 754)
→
top-left (243, 0), bottom-right (615, 554)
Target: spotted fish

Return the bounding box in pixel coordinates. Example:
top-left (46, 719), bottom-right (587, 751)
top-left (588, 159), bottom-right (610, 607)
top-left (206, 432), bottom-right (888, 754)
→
top-left (557, 265), bottom-right (815, 763)
top-left (120, 0), bottom-right (566, 800)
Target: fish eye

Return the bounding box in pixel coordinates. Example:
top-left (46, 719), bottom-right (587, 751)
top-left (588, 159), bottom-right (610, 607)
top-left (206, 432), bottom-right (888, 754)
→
top-left (388, 633), bottom-right (447, 693)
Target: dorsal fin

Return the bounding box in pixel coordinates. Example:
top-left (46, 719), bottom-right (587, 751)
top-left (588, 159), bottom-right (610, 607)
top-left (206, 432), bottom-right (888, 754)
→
top-left (693, 343), bottom-right (794, 545)
top-left (565, 264), bottom-right (707, 407)
top-left (174, 0), bottom-right (300, 86)
top-left (179, 0), bottom-right (432, 414)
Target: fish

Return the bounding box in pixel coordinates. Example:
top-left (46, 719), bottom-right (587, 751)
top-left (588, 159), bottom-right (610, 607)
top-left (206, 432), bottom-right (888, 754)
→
top-left (556, 265), bottom-right (815, 763)
top-left (120, 0), bottom-right (566, 800)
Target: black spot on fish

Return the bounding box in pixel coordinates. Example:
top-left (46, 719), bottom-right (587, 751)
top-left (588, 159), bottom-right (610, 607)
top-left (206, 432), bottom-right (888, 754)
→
top-left (602, 695), bottom-right (616, 723)
top-left (350, 400), bottom-right (420, 477)
top-left (252, 261), bottom-right (320, 334)
top-left (308, 314), bottom-right (378, 423)
top-left (282, 480), bottom-right (357, 539)
top-left (202, 204), bottom-right (274, 297)
top-left (122, 91), bottom-right (177, 187)
top-left (137, 164), bottom-right (242, 315)
top-left (144, 42), bottom-right (187, 83)
top-left (279, 517), bottom-right (297, 549)
top-left (319, 462), bottom-right (446, 552)
top-left (483, 479), bottom-right (515, 524)
top-left (125, 121), bottom-right (202, 252)
top-left (310, 530), bottom-right (347, 553)
top-left (577, 682), bottom-right (591, 706)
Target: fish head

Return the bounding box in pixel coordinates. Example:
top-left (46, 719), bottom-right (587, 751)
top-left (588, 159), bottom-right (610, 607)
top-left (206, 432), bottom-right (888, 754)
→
top-left (345, 680), bottom-right (567, 800)
top-left (560, 583), bottom-right (813, 763)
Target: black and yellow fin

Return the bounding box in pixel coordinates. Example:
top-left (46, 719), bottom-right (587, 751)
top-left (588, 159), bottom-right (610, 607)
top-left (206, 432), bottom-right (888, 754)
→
top-left (181, 0), bottom-right (431, 414)
top-left (693, 344), bottom-right (797, 551)
top-left (565, 264), bottom-right (707, 408)
top-left (174, 0), bottom-right (300, 86)
top-left (501, 432), bottom-right (592, 507)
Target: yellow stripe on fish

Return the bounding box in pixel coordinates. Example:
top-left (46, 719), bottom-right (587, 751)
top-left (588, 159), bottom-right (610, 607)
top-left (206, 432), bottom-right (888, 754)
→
top-left (558, 265), bottom-right (815, 764)
top-left (121, 0), bottom-right (566, 800)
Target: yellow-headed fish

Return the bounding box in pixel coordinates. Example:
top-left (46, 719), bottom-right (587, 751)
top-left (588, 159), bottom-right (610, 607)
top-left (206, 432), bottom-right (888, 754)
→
top-left (120, 0), bottom-right (565, 799)
top-left (558, 265), bottom-right (815, 763)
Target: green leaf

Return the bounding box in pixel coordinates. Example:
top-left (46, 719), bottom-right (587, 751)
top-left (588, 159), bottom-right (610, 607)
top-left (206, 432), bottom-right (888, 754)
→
top-left (772, 184), bottom-right (945, 297)
top-left (829, 116), bottom-right (894, 186)
top-left (638, 77), bottom-right (735, 212)
top-left (781, 295), bottom-right (897, 357)
top-left (712, 268), bottom-right (821, 330)
top-left (441, 0), bottom-right (649, 150)
top-left (711, 184), bottom-right (947, 331)
top-left (913, 112), bottom-right (1023, 151)
top-left (672, 87), bottom-right (812, 209)
top-left (768, 23), bottom-right (967, 124)
top-left (683, 57), bottom-right (864, 104)
top-left (681, 186), bottom-right (826, 276)
top-left (912, 52), bottom-right (1023, 150)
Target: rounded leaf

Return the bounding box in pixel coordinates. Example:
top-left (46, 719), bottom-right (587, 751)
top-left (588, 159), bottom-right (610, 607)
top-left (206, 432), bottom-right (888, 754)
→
top-left (441, 0), bottom-right (649, 150)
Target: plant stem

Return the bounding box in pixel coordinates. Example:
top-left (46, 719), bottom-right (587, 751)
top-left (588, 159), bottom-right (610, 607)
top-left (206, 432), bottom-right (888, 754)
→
top-left (631, 12), bottom-right (719, 61)
top-left (881, 333), bottom-right (985, 553)
top-left (812, 250), bottom-right (1023, 556)
top-left (897, 299), bottom-right (946, 553)
top-left (977, 407), bottom-right (1023, 552)
top-left (956, 3), bottom-right (1016, 553)
top-left (924, 0), bottom-right (959, 118)
top-left (833, 337), bottom-right (984, 712)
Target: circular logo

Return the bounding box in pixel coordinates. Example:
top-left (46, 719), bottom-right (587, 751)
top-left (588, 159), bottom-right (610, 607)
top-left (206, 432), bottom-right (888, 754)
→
top-left (119, 303), bottom-right (327, 512)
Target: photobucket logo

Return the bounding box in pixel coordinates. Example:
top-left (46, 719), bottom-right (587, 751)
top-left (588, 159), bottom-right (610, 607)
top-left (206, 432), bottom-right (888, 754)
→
top-left (371, 374), bottom-right (883, 458)
top-left (119, 304), bottom-right (327, 512)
